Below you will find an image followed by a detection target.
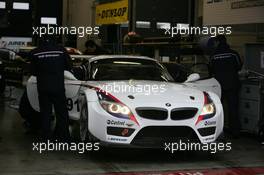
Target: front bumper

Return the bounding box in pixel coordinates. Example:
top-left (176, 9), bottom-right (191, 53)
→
top-left (87, 100), bottom-right (224, 148)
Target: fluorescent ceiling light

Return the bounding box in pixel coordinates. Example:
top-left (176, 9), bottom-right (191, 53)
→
top-left (136, 21), bottom-right (151, 29)
top-left (0, 1), bottom-right (6, 9)
top-left (157, 22), bottom-right (171, 29)
top-left (13, 2), bottom-right (30, 10)
top-left (41, 17), bottom-right (57, 25)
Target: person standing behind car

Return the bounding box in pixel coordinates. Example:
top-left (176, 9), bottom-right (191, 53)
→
top-left (30, 35), bottom-right (72, 142)
top-left (209, 35), bottom-right (242, 138)
top-left (83, 40), bottom-right (109, 55)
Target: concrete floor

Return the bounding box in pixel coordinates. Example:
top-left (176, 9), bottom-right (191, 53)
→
top-left (0, 87), bottom-right (264, 175)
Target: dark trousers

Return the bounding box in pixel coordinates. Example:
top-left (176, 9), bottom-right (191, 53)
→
top-left (38, 90), bottom-right (70, 141)
top-left (222, 89), bottom-right (240, 136)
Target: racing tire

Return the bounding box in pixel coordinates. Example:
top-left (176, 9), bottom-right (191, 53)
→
top-left (79, 100), bottom-right (99, 143)
top-left (19, 90), bottom-right (40, 130)
top-left (79, 101), bottom-right (90, 142)
top-left (70, 100), bottom-right (101, 154)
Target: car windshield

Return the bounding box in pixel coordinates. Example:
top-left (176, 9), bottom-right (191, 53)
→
top-left (90, 58), bottom-right (173, 81)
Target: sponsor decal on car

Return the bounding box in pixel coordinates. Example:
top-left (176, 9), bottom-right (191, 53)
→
top-left (125, 123), bottom-right (134, 127)
top-left (107, 120), bottom-right (125, 126)
top-left (204, 136), bottom-right (215, 141)
top-left (108, 137), bottom-right (127, 142)
top-left (204, 120), bottom-right (216, 126)
top-left (107, 120), bottom-right (134, 127)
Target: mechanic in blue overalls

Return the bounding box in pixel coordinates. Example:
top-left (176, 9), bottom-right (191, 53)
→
top-left (209, 35), bottom-right (243, 138)
top-left (30, 35), bottom-right (72, 142)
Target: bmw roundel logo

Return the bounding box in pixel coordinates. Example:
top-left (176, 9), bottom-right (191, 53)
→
top-left (166, 103), bottom-right (171, 107)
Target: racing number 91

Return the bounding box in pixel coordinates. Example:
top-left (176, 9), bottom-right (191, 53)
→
top-left (67, 98), bottom-right (80, 112)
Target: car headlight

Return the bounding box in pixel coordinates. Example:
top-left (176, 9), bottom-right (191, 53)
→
top-left (97, 91), bottom-right (139, 125)
top-left (200, 103), bottom-right (216, 117)
top-left (100, 100), bottom-right (131, 118)
top-left (195, 92), bottom-right (216, 125)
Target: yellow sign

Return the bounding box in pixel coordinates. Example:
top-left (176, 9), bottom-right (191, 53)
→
top-left (96, 0), bottom-right (128, 25)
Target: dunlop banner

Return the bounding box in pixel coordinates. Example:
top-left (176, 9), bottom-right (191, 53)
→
top-left (96, 0), bottom-right (128, 25)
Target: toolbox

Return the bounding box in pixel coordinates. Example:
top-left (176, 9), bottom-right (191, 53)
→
top-left (239, 79), bottom-right (263, 134)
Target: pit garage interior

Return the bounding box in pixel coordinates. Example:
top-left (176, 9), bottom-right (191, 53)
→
top-left (0, 0), bottom-right (264, 175)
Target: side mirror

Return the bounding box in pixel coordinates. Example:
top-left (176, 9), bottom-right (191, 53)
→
top-left (185, 73), bottom-right (200, 83)
top-left (191, 63), bottom-right (210, 79)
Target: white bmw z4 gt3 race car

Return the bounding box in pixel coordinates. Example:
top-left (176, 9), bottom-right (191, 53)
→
top-left (20, 55), bottom-right (223, 148)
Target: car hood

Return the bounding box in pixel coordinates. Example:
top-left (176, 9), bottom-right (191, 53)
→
top-left (87, 80), bottom-right (204, 108)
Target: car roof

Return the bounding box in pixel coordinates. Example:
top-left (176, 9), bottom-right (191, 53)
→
top-left (89, 55), bottom-right (156, 62)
